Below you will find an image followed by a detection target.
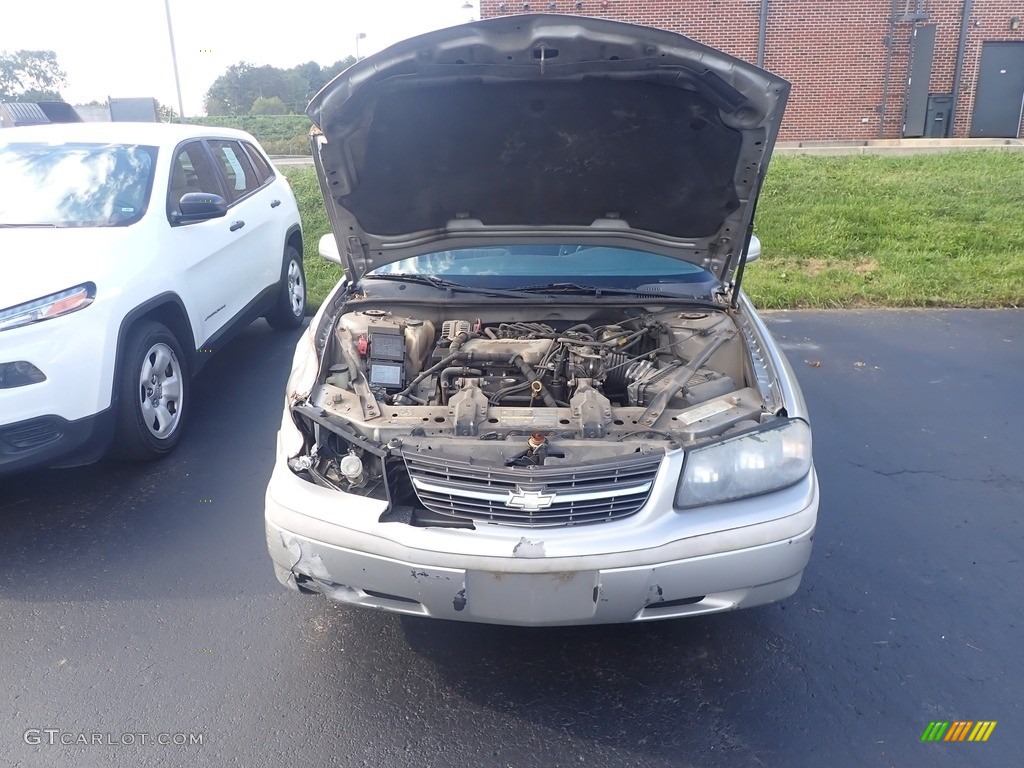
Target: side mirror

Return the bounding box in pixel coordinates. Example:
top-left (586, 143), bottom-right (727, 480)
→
top-left (745, 234), bottom-right (761, 264)
top-left (319, 233), bottom-right (343, 265)
top-left (176, 192), bottom-right (227, 223)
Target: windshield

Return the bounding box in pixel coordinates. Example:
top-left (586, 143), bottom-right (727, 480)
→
top-left (367, 245), bottom-right (718, 293)
top-left (0, 142), bottom-right (158, 227)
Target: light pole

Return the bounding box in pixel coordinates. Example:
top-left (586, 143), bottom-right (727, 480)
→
top-left (163, 0), bottom-right (186, 120)
top-left (355, 32), bottom-right (367, 60)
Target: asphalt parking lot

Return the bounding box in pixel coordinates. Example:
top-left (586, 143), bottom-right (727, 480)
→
top-left (1, 309), bottom-right (1020, 767)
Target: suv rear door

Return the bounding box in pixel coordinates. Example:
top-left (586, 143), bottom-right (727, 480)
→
top-left (165, 139), bottom-right (247, 344)
top-left (205, 139), bottom-right (281, 304)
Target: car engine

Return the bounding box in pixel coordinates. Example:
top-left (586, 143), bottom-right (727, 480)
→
top-left (286, 303), bottom-right (777, 512)
top-left (327, 309), bottom-right (742, 412)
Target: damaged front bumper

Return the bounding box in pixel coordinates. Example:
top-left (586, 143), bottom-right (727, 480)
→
top-left (264, 445), bottom-right (818, 626)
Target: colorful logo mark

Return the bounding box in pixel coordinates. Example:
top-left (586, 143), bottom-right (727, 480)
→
top-left (921, 721), bottom-right (996, 742)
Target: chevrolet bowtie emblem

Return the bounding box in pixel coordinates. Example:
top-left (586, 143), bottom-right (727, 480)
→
top-left (506, 486), bottom-right (556, 511)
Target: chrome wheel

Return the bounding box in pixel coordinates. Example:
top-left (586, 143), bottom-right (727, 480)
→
top-left (287, 257), bottom-right (305, 317)
top-left (137, 342), bottom-right (183, 439)
top-left (267, 245), bottom-right (306, 330)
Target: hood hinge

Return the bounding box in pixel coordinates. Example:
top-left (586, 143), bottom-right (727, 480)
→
top-left (347, 236), bottom-right (370, 275)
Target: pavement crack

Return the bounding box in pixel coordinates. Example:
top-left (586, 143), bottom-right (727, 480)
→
top-left (848, 462), bottom-right (1023, 488)
top-left (850, 462), bottom-right (953, 479)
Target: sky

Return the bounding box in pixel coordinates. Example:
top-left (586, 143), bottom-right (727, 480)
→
top-left (1, 0), bottom-right (477, 116)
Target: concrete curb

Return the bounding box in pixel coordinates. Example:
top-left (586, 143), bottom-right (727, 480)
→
top-left (274, 138), bottom-right (1024, 164)
top-left (775, 138), bottom-right (1024, 155)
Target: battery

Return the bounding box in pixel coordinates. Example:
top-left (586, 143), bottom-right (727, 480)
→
top-left (368, 327), bottom-right (406, 389)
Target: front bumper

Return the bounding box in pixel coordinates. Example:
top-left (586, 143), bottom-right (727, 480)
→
top-left (0, 409), bottom-right (115, 475)
top-left (264, 451), bottom-right (818, 626)
top-left (0, 299), bottom-right (119, 474)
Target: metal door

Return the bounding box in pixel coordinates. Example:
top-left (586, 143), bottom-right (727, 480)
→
top-left (904, 25), bottom-right (937, 137)
top-left (970, 42), bottom-right (1024, 138)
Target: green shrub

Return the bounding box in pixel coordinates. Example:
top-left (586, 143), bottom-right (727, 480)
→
top-left (250, 96), bottom-right (288, 116)
top-left (185, 115), bottom-right (312, 155)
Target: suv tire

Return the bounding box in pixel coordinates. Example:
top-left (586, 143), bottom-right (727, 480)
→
top-left (111, 321), bottom-right (190, 460)
top-left (266, 244), bottom-right (306, 330)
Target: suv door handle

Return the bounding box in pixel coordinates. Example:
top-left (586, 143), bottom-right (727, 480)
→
top-left (229, 220), bottom-right (245, 232)
top-left (270, 199), bottom-right (281, 208)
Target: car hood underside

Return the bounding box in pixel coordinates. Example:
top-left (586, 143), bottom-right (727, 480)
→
top-left (306, 14), bottom-right (790, 282)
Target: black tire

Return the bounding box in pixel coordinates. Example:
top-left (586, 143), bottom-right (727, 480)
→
top-left (110, 321), bottom-right (190, 461)
top-left (266, 244), bottom-right (306, 330)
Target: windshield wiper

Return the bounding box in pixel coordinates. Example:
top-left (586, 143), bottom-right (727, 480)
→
top-left (362, 274), bottom-right (535, 299)
top-left (0, 223), bottom-right (61, 228)
top-left (512, 282), bottom-right (710, 300)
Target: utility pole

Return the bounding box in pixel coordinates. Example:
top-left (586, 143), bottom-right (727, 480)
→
top-left (163, 0), bottom-right (186, 120)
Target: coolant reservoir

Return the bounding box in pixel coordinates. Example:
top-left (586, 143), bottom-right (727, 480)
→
top-left (403, 318), bottom-right (435, 377)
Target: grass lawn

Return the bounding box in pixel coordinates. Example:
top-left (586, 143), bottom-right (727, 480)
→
top-left (280, 165), bottom-right (343, 310)
top-left (283, 151), bottom-right (1024, 311)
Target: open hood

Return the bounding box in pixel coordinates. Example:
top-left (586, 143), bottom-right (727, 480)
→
top-left (307, 14), bottom-right (789, 284)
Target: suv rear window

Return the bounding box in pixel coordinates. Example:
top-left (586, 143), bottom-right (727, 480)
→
top-left (207, 140), bottom-right (259, 202)
top-left (242, 142), bottom-right (274, 185)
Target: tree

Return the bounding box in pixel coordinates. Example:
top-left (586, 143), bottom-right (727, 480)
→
top-left (204, 62), bottom-right (257, 116)
top-left (19, 88), bottom-right (64, 102)
top-left (157, 102), bottom-right (178, 122)
top-left (0, 49), bottom-right (67, 101)
top-left (204, 95), bottom-right (231, 117)
top-left (321, 57), bottom-right (357, 85)
top-left (203, 56), bottom-right (357, 116)
top-left (208, 62), bottom-right (283, 115)
top-left (290, 57), bottom-right (356, 105)
top-left (250, 96), bottom-right (287, 115)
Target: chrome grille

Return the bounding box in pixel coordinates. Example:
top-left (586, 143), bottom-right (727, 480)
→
top-left (403, 452), bottom-right (662, 527)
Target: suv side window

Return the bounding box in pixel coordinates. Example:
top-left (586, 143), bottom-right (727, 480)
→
top-left (167, 141), bottom-right (223, 219)
top-left (242, 141), bottom-right (274, 185)
top-left (207, 139), bottom-right (259, 202)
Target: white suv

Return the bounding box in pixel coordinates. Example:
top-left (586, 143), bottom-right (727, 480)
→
top-left (0, 122), bottom-right (304, 473)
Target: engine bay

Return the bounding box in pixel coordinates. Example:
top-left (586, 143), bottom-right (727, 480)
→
top-left (327, 308), bottom-right (749, 416)
top-left (315, 304), bottom-right (773, 429)
top-left (288, 300), bottom-right (781, 494)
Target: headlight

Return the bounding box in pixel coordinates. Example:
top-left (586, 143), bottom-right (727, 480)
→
top-left (675, 419), bottom-right (812, 508)
top-left (0, 283), bottom-right (96, 332)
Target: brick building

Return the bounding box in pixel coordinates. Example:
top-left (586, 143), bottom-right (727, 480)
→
top-left (477, 1), bottom-right (1024, 141)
